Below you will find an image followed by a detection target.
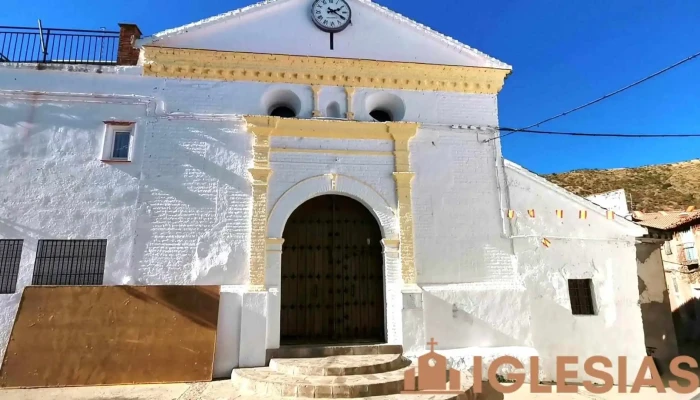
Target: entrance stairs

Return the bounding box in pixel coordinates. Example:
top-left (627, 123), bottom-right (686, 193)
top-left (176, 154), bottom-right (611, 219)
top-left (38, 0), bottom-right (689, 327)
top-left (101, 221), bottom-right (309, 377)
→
top-left (231, 344), bottom-right (474, 399)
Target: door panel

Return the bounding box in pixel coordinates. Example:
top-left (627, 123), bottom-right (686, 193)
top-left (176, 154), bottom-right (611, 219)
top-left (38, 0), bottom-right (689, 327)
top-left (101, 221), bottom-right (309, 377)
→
top-left (280, 195), bottom-right (384, 344)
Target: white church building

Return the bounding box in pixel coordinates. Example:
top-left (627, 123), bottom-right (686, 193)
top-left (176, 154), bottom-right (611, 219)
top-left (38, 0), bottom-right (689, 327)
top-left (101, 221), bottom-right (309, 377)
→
top-left (0, 0), bottom-right (649, 383)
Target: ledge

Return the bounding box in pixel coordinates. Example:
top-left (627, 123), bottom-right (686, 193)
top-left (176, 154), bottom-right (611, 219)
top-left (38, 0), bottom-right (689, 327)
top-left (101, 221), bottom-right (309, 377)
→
top-left (0, 62), bottom-right (142, 76)
top-left (142, 46), bottom-right (510, 94)
top-left (243, 115), bottom-right (419, 140)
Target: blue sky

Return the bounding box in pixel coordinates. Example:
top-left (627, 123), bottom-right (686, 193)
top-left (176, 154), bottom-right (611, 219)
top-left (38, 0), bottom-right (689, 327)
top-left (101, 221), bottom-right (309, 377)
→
top-left (2, 0), bottom-right (699, 173)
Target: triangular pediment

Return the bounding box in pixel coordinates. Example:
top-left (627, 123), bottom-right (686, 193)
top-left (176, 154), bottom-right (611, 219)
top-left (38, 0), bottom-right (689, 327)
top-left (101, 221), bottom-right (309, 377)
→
top-left (139, 0), bottom-right (510, 69)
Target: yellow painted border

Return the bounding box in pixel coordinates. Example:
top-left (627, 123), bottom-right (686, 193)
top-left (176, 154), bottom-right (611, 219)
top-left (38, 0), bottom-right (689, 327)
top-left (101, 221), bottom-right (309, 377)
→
top-left (142, 46), bottom-right (510, 94)
top-left (271, 148), bottom-right (393, 156)
top-left (246, 116), bottom-right (420, 286)
top-left (244, 115), bottom-right (418, 140)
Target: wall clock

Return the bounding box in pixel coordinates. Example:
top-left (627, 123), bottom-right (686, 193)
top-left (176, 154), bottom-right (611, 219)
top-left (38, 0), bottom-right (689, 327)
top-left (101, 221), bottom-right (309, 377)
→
top-left (311, 0), bottom-right (352, 33)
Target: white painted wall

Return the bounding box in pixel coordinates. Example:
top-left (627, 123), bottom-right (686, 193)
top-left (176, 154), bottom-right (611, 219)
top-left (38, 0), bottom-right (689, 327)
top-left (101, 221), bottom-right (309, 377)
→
top-left (586, 189), bottom-right (630, 217)
top-left (147, 0), bottom-right (508, 69)
top-left (0, 65), bottom-right (647, 384)
top-left (504, 163), bottom-right (647, 383)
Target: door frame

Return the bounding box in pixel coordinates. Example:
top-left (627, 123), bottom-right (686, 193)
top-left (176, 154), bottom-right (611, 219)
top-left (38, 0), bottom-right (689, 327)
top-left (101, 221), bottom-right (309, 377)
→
top-left (265, 174), bottom-right (405, 350)
top-left (278, 194), bottom-right (386, 344)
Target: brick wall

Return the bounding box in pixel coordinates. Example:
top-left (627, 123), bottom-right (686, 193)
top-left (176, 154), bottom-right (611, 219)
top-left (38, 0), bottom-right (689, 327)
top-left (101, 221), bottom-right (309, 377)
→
top-left (117, 23), bottom-right (141, 66)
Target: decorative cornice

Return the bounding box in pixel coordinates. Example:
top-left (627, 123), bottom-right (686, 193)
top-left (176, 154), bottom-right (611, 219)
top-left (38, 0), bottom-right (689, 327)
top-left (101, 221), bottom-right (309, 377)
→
top-left (271, 148), bottom-right (393, 157)
top-left (243, 115), bottom-right (419, 140)
top-left (142, 46), bottom-right (510, 94)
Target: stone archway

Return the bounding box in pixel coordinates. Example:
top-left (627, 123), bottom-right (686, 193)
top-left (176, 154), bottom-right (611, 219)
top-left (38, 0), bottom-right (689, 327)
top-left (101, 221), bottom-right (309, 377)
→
top-left (264, 174), bottom-right (404, 349)
top-left (280, 194), bottom-right (385, 344)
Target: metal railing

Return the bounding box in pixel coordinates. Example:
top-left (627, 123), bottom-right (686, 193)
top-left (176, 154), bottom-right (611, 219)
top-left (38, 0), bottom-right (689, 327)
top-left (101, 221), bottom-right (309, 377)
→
top-left (0, 24), bottom-right (119, 65)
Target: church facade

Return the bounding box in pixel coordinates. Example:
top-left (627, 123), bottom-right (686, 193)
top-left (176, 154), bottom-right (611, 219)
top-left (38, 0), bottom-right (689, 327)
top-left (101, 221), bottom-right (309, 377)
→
top-left (0, 0), bottom-right (649, 383)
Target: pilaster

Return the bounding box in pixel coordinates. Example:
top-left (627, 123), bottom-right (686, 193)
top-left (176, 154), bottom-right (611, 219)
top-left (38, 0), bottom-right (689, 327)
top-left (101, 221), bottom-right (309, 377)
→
top-left (248, 119), bottom-right (275, 290)
top-left (345, 87), bottom-right (355, 120)
top-left (311, 85), bottom-right (322, 117)
top-left (390, 125), bottom-right (419, 285)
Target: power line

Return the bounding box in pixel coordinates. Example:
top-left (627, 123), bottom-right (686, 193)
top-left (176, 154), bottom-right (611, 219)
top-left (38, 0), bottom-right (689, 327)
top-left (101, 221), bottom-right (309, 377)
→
top-left (486, 50), bottom-right (700, 142)
top-left (498, 127), bottom-right (700, 138)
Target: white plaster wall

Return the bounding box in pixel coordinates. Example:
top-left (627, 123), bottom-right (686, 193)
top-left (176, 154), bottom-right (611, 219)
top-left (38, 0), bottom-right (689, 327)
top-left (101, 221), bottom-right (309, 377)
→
top-left (586, 189), bottom-right (630, 217)
top-left (505, 164), bottom-right (647, 383)
top-left (0, 66), bottom-right (503, 375)
top-left (411, 127), bottom-right (515, 284)
top-left (149, 0), bottom-right (505, 68)
top-left (0, 65), bottom-right (647, 384)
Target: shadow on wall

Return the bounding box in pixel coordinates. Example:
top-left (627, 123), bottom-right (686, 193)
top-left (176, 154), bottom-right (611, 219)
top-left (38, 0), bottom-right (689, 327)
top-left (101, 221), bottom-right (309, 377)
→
top-left (637, 276), bottom-right (679, 364)
top-left (119, 285), bottom-right (219, 330)
top-left (422, 291), bottom-right (530, 349)
top-left (112, 125), bottom-right (253, 285)
top-left (0, 218), bottom-right (55, 250)
top-left (672, 296), bottom-right (700, 345)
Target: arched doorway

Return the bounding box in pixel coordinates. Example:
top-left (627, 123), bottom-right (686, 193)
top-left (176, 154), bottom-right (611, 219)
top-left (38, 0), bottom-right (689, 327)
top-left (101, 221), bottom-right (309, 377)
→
top-left (280, 195), bottom-right (385, 344)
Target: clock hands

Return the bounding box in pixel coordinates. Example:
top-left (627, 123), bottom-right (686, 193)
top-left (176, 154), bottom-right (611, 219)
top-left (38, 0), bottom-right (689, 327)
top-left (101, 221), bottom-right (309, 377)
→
top-left (327, 7), bottom-right (346, 20)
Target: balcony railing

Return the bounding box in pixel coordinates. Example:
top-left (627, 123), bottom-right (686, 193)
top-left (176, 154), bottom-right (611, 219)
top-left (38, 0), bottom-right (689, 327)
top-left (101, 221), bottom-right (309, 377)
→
top-left (0, 25), bottom-right (119, 65)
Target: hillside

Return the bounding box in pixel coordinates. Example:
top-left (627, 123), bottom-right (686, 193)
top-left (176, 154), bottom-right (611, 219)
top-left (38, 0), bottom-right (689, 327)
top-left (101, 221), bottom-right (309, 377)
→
top-left (544, 159), bottom-right (700, 212)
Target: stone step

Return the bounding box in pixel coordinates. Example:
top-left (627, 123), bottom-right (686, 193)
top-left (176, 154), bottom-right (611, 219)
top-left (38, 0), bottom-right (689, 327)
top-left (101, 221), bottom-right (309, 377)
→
top-left (231, 364), bottom-right (413, 398)
top-left (266, 344), bottom-right (404, 364)
top-left (225, 394), bottom-right (470, 400)
top-left (270, 354), bottom-right (410, 376)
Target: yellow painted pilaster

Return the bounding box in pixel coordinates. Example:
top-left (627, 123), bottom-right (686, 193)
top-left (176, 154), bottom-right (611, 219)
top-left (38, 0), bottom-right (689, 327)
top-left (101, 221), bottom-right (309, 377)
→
top-left (393, 172), bottom-right (416, 284)
top-left (247, 118), bottom-right (275, 291)
top-left (311, 85), bottom-right (322, 117)
top-left (345, 87), bottom-right (355, 120)
top-left (390, 125), bottom-right (419, 284)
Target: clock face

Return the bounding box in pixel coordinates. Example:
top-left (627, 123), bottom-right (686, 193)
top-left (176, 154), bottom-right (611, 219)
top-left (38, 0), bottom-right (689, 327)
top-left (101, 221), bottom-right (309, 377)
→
top-left (311, 0), bottom-right (352, 33)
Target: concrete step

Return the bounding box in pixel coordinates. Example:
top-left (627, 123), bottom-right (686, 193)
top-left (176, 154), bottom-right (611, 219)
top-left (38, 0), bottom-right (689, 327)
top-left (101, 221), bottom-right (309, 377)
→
top-left (270, 354), bottom-right (410, 376)
top-left (231, 364), bottom-right (413, 398)
top-left (266, 344), bottom-right (403, 363)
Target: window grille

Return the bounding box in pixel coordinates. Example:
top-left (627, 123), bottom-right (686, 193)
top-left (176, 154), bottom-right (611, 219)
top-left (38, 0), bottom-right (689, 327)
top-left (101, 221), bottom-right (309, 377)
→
top-left (568, 279), bottom-right (595, 315)
top-left (32, 240), bottom-right (106, 286)
top-left (0, 240), bottom-right (23, 294)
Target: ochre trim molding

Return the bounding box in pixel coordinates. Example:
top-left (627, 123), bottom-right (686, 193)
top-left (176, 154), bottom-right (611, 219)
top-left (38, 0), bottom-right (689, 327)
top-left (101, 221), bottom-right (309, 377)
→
top-left (243, 115), bottom-right (419, 140)
top-left (392, 123), bottom-right (418, 284)
top-left (142, 46), bottom-right (510, 94)
top-left (248, 121), bottom-right (274, 290)
top-left (246, 116), bottom-right (420, 287)
top-left (345, 87), bottom-right (356, 120)
top-left (311, 85), bottom-right (322, 118)
top-left (271, 148), bottom-right (393, 157)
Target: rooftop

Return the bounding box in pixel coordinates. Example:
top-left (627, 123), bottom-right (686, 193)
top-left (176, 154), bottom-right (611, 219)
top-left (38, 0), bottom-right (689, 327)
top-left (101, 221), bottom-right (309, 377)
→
top-left (633, 208), bottom-right (700, 230)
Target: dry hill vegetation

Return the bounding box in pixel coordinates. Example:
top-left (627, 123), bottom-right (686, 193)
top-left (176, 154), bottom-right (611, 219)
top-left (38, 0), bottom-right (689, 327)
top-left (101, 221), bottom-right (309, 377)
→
top-left (544, 159), bottom-right (700, 212)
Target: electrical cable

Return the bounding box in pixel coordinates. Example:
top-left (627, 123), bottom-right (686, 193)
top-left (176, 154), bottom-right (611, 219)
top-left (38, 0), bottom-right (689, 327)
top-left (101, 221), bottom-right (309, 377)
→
top-left (498, 127), bottom-right (700, 138)
top-left (486, 50), bottom-right (700, 142)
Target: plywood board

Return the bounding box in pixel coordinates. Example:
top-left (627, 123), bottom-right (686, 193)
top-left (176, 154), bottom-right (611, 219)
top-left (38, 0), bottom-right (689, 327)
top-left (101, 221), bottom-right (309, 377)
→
top-left (0, 285), bottom-right (220, 388)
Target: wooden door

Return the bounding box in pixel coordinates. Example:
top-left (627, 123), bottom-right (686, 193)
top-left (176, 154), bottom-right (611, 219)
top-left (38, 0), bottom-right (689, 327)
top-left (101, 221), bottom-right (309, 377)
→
top-left (281, 195), bottom-right (385, 344)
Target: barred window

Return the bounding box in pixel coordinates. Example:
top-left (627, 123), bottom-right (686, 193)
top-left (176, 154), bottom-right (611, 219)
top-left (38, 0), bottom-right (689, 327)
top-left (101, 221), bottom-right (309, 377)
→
top-left (32, 240), bottom-right (106, 286)
top-left (568, 279), bottom-right (595, 315)
top-left (0, 240), bottom-right (23, 294)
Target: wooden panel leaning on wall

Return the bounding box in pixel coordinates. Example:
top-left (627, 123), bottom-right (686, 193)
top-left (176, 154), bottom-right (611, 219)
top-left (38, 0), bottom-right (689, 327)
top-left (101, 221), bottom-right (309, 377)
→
top-left (0, 285), bottom-right (220, 388)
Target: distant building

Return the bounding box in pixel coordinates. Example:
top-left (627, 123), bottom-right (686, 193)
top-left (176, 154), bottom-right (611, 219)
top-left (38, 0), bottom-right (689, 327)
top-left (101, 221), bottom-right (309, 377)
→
top-left (585, 189), bottom-right (631, 219)
top-left (634, 209), bottom-right (700, 343)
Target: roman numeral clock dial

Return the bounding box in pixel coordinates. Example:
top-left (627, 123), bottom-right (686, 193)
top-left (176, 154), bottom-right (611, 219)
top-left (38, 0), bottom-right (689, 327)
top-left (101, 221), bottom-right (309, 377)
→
top-left (311, 0), bottom-right (352, 33)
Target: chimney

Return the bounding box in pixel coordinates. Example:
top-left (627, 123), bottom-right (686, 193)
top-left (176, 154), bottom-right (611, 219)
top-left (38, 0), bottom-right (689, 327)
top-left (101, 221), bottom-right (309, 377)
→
top-left (117, 23), bottom-right (142, 66)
